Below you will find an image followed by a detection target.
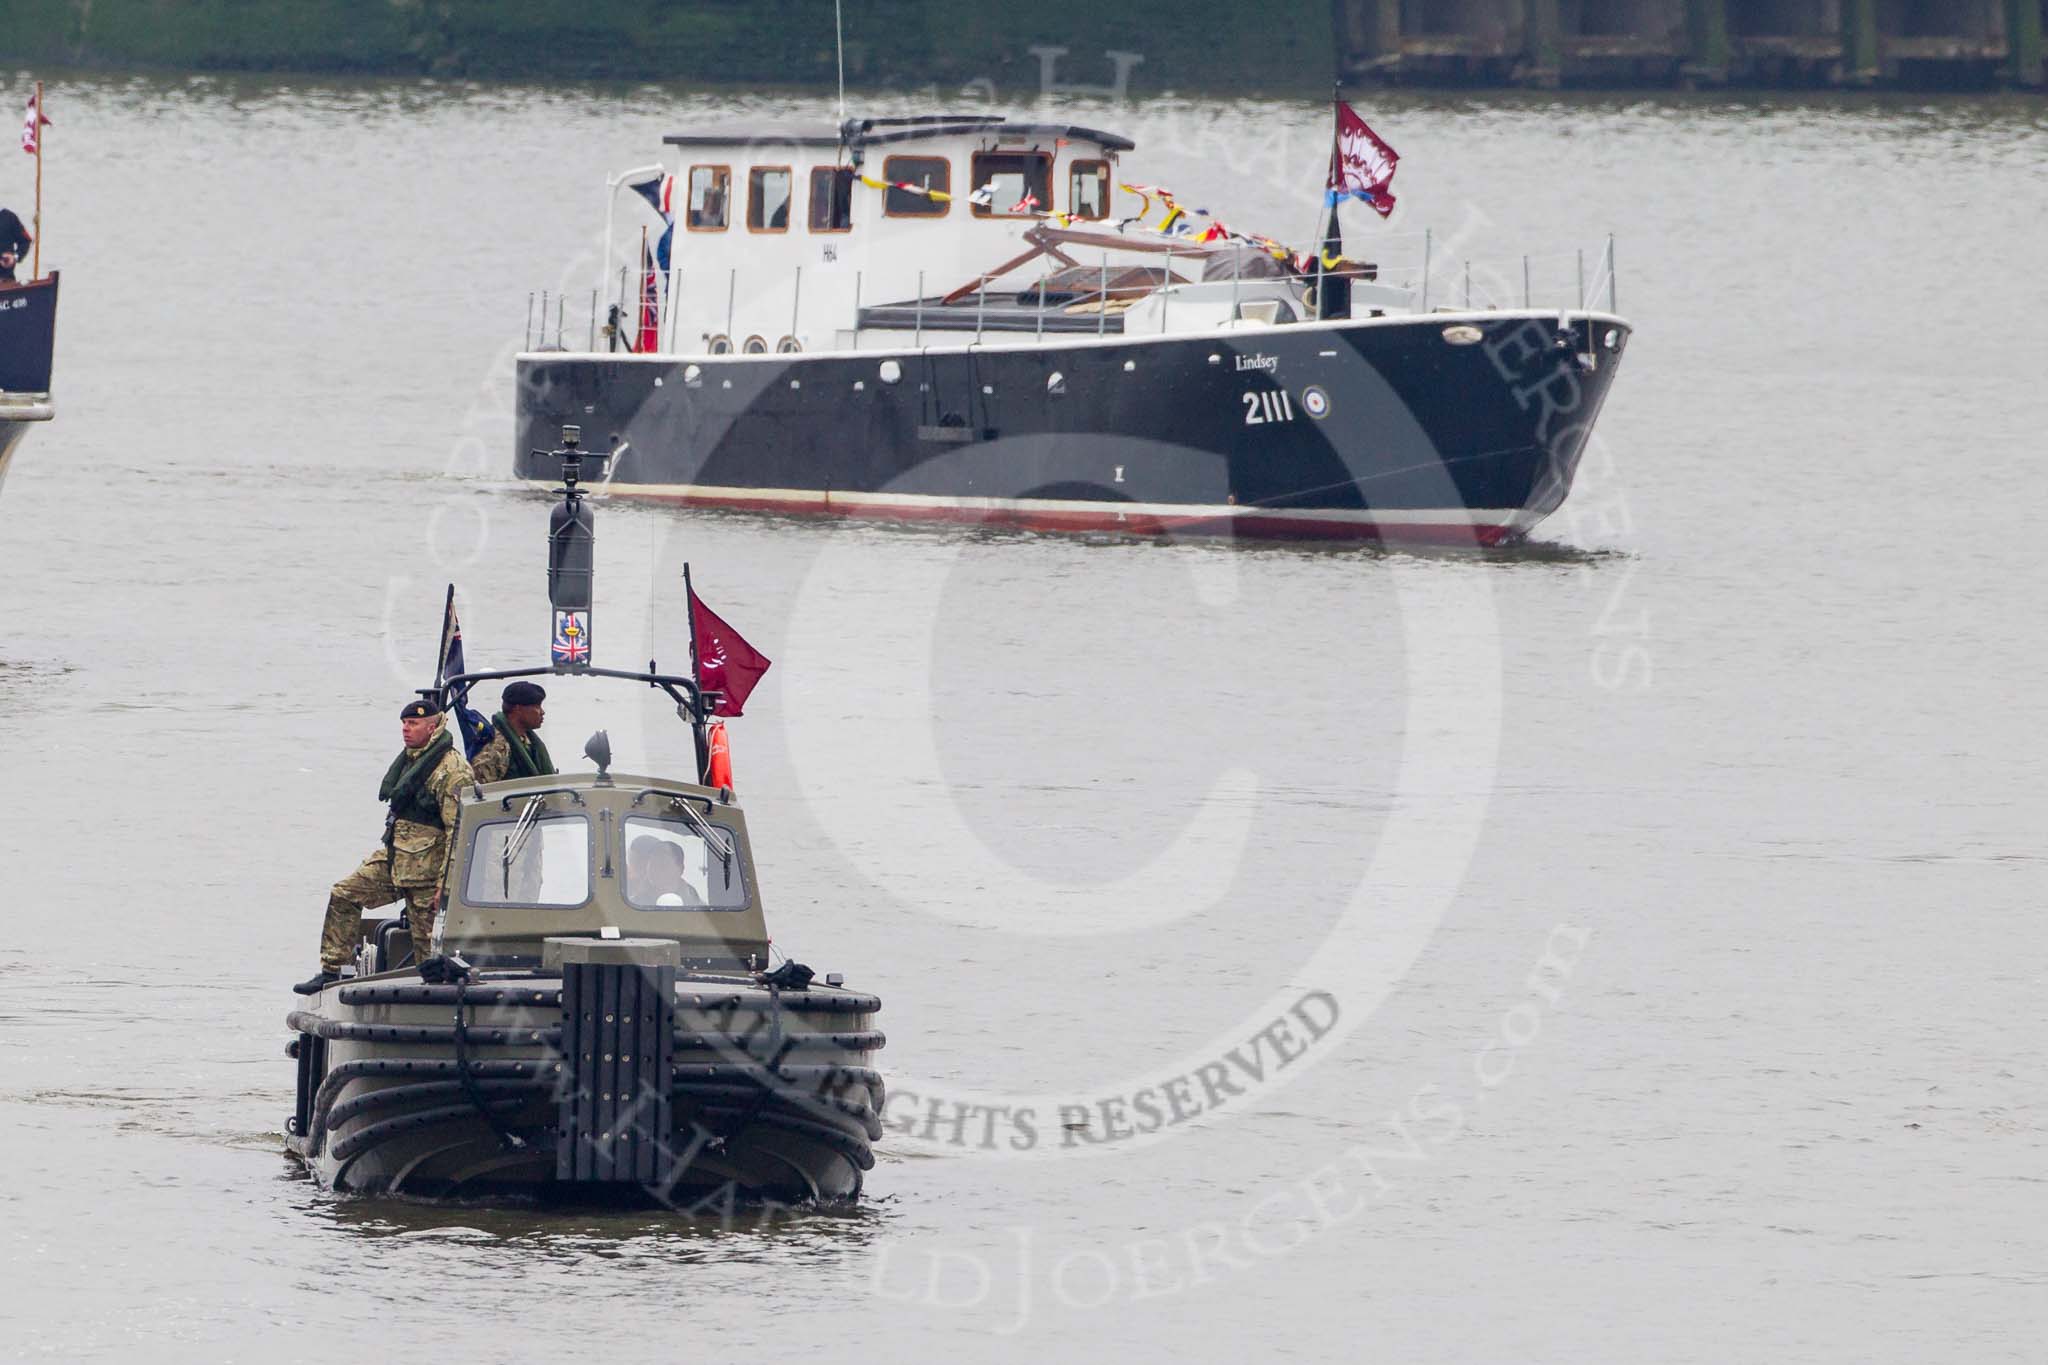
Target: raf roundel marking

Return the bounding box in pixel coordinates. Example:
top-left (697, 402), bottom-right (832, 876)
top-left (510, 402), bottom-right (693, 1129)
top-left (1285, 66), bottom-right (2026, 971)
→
top-left (1301, 386), bottom-right (1331, 420)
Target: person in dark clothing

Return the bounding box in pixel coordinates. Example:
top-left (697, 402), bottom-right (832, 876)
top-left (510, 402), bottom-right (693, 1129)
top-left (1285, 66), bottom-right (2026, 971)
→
top-left (470, 680), bottom-right (554, 784)
top-left (0, 206), bottom-right (31, 284)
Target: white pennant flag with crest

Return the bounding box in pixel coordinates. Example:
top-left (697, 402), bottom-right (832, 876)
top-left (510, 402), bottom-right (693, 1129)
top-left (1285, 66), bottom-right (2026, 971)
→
top-left (21, 87), bottom-right (48, 155)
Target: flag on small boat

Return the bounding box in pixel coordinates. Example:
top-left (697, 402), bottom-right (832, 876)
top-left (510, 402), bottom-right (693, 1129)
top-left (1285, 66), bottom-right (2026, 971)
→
top-left (636, 238), bottom-right (661, 353)
top-left (20, 86), bottom-right (48, 156)
top-left (687, 579), bottom-right (771, 718)
top-left (551, 610), bottom-right (590, 666)
top-left (435, 588), bottom-right (495, 758)
top-left (1326, 100), bottom-right (1398, 218)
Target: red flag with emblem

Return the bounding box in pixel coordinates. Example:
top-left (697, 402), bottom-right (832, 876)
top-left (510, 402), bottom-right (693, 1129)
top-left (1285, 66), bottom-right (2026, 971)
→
top-left (687, 581), bottom-right (771, 718)
top-left (1327, 99), bottom-right (1398, 219)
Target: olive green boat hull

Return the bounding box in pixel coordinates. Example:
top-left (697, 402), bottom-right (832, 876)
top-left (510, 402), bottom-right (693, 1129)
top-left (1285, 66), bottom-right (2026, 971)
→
top-left (285, 973), bottom-right (884, 1204)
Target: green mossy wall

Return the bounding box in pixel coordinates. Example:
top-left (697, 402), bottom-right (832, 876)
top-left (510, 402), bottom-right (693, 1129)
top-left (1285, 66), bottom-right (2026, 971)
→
top-left (0, 0), bottom-right (1336, 92)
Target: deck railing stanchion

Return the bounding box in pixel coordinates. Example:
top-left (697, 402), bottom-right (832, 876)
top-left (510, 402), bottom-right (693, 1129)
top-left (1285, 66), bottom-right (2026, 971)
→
top-left (1161, 247), bottom-right (1171, 334)
top-left (1577, 249), bottom-right (1585, 308)
top-left (555, 294), bottom-right (564, 348)
top-left (594, 286), bottom-right (603, 352)
top-left (916, 271), bottom-right (924, 348)
top-left (1463, 262), bottom-right (1470, 309)
top-left (1607, 234), bottom-right (1617, 312)
top-left (976, 273), bottom-right (986, 344)
top-left (1232, 246), bottom-right (1242, 323)
top-left (1523, 256), bottom-right (1530, 308)
top-left (1420, 228), bottom-right (1431, 312)
top-left (526, 292), bottom-right (535, 351)
top-left (1035, 260), bottom-right (1046, 343)
top-left (790, 265), bottom-right (802, 349)
top-left (853, 270), bottom-right (862, 350)
top-left (668, 266), bottom-right (682, 353)
top-left (1098, 254), bottom-right (1109, 338)
top-left (725, 268), bottom-right (736, 346)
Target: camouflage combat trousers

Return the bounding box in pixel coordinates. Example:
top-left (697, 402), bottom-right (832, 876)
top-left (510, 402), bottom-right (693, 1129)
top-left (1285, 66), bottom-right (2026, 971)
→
top-left (320, 848), bottom-right (439, 971)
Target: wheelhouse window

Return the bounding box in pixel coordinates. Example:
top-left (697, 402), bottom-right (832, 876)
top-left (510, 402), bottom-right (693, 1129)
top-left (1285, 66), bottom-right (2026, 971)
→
top-left (465, 812), bottom-right (590, 907)
top-left (1069, 160), bottom-right (1110, 220)
top-left (748, 166), bottom-right (792, 232)
top-left (687, 165), bottom-right (729, 231)
top-left (970, 151), bottom-right (1052, 219)
top-left (883, 155), bottom-right (950, 217)
top-left (808, 166), bottom-right (854, 232)
top-left (623, 816), bottom-right (747, 911)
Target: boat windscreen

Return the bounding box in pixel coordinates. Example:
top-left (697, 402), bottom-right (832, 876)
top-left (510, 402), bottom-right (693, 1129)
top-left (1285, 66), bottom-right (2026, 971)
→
top-left (465, 814), bottom-right (592, 907)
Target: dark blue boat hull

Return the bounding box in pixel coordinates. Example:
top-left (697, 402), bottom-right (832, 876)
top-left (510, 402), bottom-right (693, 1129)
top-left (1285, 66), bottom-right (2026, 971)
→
top-left (514, 311), bottom-right (1629, 545)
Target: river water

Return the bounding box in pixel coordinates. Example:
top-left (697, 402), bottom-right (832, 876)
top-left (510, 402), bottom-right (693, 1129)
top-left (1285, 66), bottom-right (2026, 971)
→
top-left (0, 72), bottom-right (2043, 1361)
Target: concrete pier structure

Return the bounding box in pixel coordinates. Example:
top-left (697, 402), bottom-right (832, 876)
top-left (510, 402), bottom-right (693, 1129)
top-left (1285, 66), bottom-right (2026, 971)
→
top-left (1333, 0), bottom-right (2045, 86)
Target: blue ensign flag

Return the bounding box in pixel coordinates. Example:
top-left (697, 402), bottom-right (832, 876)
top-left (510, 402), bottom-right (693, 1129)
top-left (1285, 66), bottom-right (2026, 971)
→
top-left (437, 593), bottom-right (495, 759)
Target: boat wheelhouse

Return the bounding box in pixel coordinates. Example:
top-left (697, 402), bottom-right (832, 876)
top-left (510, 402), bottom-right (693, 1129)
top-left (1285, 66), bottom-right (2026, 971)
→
top-left (515, 112), bottom-right (1631, 546)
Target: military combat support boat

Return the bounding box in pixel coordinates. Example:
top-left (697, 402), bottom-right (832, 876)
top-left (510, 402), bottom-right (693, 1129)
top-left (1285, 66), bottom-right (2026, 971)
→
top-left (284, 430), bottom-right (884, 1203)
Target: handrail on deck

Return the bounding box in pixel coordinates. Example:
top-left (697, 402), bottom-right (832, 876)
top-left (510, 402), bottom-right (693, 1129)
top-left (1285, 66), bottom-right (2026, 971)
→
top-left (525, 230), bottom-right (1621, 356)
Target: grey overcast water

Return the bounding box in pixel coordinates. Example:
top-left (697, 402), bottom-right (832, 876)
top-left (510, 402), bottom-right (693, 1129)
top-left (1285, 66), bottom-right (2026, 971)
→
top-left (1, 70), bottom-right (2044, 1363)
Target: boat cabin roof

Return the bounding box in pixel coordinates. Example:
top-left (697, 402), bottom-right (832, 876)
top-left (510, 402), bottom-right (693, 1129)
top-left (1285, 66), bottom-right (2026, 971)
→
top-left (664, 114), bottom-right (1135, 153)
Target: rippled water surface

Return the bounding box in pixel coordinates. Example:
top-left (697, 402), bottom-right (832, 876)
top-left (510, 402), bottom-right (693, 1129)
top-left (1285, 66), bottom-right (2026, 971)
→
top-left (1, 72), bottom-right (2044, 1362)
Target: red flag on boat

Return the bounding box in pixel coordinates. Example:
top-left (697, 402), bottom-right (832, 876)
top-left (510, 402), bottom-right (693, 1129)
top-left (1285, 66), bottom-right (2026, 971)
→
top-left (20, 86), bottom-right (49, 155)
top-left (688, 581), bottom-right (771, 718)
top-left (1326, 100), bottom-right (1398, 219)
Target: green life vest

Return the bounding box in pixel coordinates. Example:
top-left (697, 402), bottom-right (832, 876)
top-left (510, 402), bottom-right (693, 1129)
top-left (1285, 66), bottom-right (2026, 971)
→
top-left (491, 712), bottom-right (556, 779)
top-left (378, 729), bottom-right (453, 828)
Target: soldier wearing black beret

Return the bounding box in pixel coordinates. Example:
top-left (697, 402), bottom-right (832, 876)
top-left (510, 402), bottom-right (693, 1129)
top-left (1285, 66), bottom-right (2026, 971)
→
top-left (471, 680), bottom-right (555, 785)
top-left (294, 698), bottom-right (475, 994)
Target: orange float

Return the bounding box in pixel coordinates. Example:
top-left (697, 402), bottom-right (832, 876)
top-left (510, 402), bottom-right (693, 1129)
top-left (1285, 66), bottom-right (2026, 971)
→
top-left (705, 720), bottom-right (733, 789)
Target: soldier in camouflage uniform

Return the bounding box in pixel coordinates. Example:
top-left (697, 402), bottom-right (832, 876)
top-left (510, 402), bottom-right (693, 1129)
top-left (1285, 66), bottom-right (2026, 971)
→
top-left (295, 699), bottom-right (476, 994)
top-left (470, 680), bottom-right (555, 784)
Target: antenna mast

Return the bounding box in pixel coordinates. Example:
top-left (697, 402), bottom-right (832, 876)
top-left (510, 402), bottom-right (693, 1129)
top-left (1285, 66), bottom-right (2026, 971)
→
top-left (835, 0), bottom-right (847, 121)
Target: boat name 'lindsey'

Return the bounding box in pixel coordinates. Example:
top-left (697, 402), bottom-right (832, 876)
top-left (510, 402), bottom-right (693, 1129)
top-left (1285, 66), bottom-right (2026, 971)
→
top-left (1233, 353), bottom-right (1277, 372)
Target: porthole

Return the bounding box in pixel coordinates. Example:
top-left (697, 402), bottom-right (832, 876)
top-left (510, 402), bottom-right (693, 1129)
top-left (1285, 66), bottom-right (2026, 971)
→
top-left (707, 335), bottom-right (733, 355)
top-left (742, 336), bottom-right (768, 355)
top-left (776, 336), bottom-right (803, 354)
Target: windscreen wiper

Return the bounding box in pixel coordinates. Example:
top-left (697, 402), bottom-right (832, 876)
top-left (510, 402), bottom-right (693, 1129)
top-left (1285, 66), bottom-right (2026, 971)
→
top-left (503, 796), bottom-right (545, 895)
top-left (673, 798), bottom-right (734, 867)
